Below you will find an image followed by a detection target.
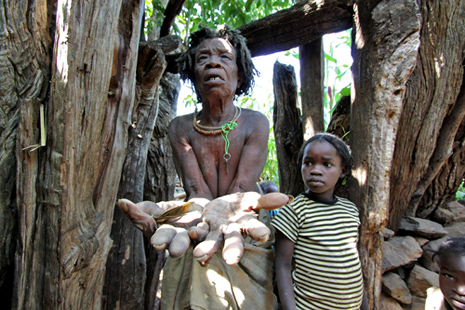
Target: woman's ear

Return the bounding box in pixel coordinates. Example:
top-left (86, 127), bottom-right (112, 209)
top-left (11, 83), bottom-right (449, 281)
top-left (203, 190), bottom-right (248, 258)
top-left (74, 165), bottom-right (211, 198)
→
top-left (237, 73), bottom-right (243, 90)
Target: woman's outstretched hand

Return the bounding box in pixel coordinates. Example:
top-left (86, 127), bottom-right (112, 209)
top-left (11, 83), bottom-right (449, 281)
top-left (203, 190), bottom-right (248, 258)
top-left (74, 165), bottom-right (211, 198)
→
top-left (189, 192), bottom-right (291, 266)
top-left (117, 199), bottom-right (203, 258)
top-left (117, 192), bottom-right (290, 264)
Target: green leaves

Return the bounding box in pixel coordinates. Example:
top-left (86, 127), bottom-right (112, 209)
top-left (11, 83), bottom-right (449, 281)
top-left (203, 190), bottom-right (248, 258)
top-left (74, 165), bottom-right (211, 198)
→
top-left (145, 0), bottom-right (295, 37)
top-left (323, 29), bottom-right (353, 128)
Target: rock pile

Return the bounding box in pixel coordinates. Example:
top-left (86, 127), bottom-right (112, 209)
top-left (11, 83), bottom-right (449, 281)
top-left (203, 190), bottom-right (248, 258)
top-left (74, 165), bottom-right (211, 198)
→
top-left (380, 200), bottom-right (465, 309)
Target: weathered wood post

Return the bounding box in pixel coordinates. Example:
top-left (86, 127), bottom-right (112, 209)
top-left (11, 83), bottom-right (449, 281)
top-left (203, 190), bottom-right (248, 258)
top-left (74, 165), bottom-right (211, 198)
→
top-left (349, 0), bottom-right (421, 308)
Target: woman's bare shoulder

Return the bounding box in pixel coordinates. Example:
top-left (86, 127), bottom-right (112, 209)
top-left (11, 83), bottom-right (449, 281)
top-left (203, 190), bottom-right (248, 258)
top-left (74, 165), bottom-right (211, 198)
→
top-left (168, 113), bottom-right (195, 140)
top-left (238, 108), bottom-right (269, 140)
top-left (241, 108), bottom-right (268, 123)
top-left (240, 108), bottom-right (269, 129)
top-left (169, 113), bottom-right (194, 128)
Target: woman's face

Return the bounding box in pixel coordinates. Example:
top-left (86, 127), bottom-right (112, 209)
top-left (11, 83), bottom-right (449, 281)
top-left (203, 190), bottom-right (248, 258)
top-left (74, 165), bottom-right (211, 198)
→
top-left (439, 253), bottom-right (465, 310)
top-left (193, 38), bottom-right (242, 103)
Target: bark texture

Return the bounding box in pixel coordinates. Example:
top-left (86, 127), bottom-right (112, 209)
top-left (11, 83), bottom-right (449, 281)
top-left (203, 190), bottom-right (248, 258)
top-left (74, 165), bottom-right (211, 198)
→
top-left (4, 1), bottom-right (464, 309)
top-left (0, 0), bottom-right (53, 305)
top-left (273, 62), bottom-right (305, 197)
top-left (349, 0), bottom-right (421, 308)
top-left (103, 39), bottom-right (167, 309)
top-left (389, 0), bottom-right (465, 228)
top-left (14, 0), bottom-right (143, 308)
top-left (143, 72), bottom-right (180, 310)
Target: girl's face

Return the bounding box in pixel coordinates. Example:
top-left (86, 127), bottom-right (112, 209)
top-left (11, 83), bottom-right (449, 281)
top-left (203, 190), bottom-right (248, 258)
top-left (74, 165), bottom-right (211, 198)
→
top-left (301, 140), bottom-right (345, 202)
top-left (439, 253), bottom-right (465, 310)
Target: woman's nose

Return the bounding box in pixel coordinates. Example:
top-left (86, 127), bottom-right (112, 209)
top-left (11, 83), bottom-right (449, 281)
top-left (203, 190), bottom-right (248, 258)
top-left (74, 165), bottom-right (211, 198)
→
top-left (206, 55), bottom-right (222, 68)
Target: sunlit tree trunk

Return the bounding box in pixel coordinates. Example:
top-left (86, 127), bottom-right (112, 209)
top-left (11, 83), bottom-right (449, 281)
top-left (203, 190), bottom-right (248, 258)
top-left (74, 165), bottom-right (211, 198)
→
top-left (389, 0), bottom-right (465, 228)
top-left (12, 0), bottom-right (143, 308)
top-left (349, 0), bottom-right (421, 308)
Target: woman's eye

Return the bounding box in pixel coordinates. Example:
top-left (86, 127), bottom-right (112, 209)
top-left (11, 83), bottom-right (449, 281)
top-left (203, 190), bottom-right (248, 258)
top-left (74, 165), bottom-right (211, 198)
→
top-left (324, 163), bottom-right (333, 167)
top-left (197, 55), bottom-right (208, 62)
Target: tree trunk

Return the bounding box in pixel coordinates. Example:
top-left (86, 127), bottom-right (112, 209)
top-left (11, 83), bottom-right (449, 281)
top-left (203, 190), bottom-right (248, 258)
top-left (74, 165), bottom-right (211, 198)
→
top-left (0, 0), bottom-right (53, 305)
top-left (389, 0), bottom-right (465, 228)
top-left (416, 83), bottom-right (465, 220)
top-left (143, 72), bottom-right (180, 310)
top-left (300, 39), bottom-right (326, 138)
top-left (103, 39), bottom-right (167, 309)
top-left (14, 0), bottom-right (143, 308)
top-left (5, 1), bottom-right (464, 309)
top-left (273, 61), bottom-right (305, 196)
top-left (349, 0), bottom-right (421, 308)
top-left (159, 0), bottom-right (187, 38)
top-left (419, 124), bottom-right (465, 221)
top-left (144, 72), bottom-right (180, 203)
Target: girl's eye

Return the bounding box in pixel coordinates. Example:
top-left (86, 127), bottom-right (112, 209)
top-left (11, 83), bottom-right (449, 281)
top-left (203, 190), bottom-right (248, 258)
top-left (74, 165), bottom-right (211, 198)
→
top-left (442, 272), bottom-right (455, 280)
top-left (303, 162), bottom-right (312, 167)
top-left (324, 162), bottom-right (333, 168)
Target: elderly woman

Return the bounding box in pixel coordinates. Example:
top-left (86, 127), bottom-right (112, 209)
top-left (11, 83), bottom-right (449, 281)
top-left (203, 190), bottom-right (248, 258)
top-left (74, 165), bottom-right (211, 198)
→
top-left (120, 26), bottom-right (279, 310)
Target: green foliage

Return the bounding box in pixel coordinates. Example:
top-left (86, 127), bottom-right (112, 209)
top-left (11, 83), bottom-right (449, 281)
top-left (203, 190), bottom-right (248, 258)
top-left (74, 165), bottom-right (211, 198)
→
top-left (144, 0), bottom-right (165, 37)
top-left (262, 127), bottom-right (279, 185)
top-left (323, 30), bottom-right (353, 128)
top-left (456, 181), bottom-right (465, 201)
top-left (145, 0), bottom-right (295, 39)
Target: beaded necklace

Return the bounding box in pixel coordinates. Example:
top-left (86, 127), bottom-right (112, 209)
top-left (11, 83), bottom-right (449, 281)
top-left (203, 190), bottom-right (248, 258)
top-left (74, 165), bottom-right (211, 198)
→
top-left (193, 105), bottom-right (242, 173)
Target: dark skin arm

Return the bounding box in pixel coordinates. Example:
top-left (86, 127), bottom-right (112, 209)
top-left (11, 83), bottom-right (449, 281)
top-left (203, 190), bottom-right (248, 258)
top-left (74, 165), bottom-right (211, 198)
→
top-left (275, 229), bottom-right (296, 310)
top-left (168, 115), bottom-right (215, 201)
top-left (227, 110), bottom-right (269, 194)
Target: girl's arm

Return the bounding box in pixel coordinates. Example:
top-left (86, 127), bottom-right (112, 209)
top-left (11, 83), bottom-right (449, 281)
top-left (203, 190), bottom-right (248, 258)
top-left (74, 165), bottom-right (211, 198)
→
top-left (275, 230), bottom-right (296, 310)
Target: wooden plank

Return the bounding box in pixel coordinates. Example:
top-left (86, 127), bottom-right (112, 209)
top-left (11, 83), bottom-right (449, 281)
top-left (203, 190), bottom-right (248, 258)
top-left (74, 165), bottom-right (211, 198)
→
top-left (239, 0), bottom-right (354, 57)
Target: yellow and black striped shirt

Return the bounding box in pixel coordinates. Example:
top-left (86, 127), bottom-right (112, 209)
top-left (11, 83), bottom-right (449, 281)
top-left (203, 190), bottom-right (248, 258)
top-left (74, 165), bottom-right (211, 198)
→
top-left (272, 193), bottom-right (364, 310)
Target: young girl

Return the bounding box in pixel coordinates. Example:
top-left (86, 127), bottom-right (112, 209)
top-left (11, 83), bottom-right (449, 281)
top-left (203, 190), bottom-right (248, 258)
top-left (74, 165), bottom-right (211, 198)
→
top-left (426, 237), bottom-right (465, 310)
top-left (272, 133), bottom-right (368, 310)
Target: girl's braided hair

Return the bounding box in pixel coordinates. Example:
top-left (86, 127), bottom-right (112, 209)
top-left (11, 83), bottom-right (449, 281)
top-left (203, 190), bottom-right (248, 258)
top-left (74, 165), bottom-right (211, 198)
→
top-left (177, 25), bottom-right (258, 103)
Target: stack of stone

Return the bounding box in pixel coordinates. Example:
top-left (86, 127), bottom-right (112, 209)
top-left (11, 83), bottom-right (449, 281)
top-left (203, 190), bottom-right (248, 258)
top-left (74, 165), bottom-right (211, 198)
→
top-left (380, 200), bottom-right (465, 310)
